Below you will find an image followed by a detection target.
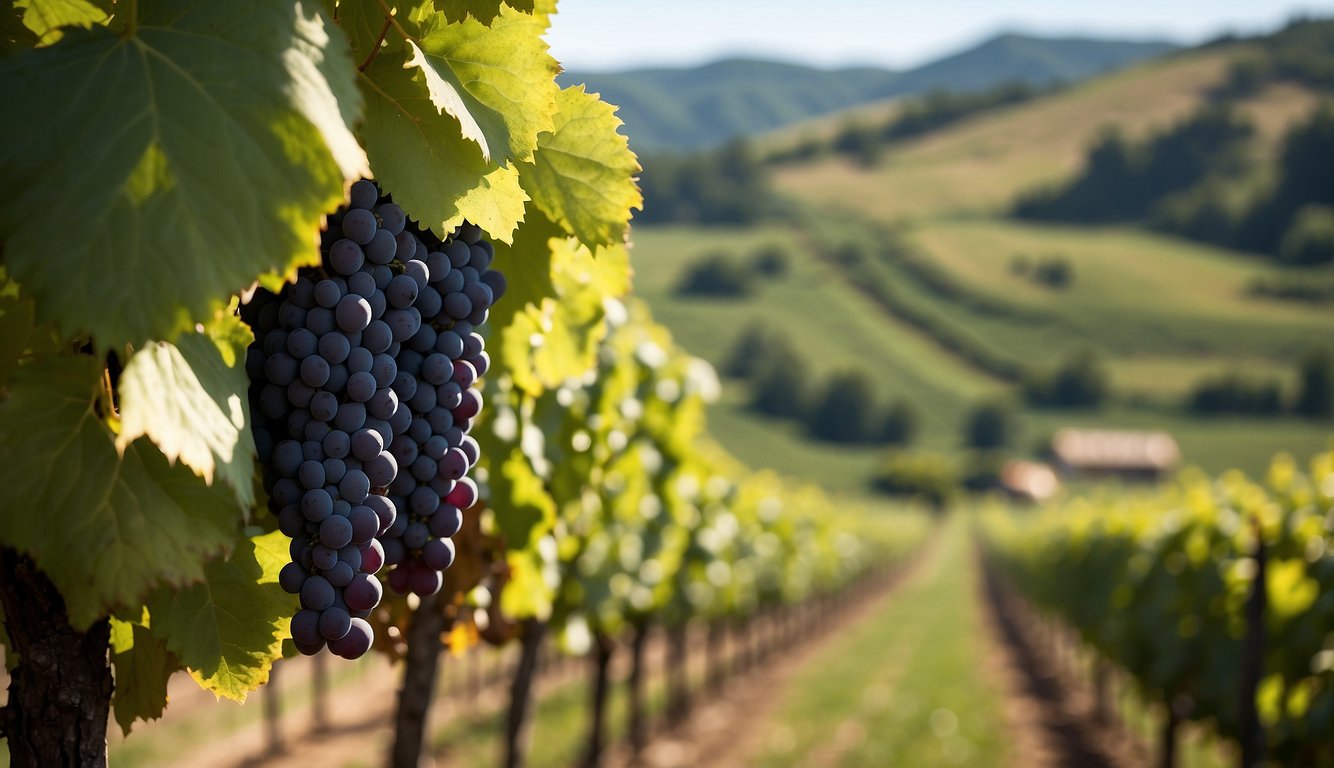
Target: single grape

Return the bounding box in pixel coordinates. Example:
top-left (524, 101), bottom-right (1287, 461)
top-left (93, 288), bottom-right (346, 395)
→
top-left (329, 618), bottom-right (373, 659)
top-left (342, 208), bottom-right (377, 245)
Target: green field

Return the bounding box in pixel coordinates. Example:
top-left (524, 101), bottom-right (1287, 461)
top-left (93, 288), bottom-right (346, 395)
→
top-left (625, 41), bottom-right (1333, 488)
top-left (768, 50), bottom-right (1241, 221)
top-left (628, 221), bottom-right (1332, 484)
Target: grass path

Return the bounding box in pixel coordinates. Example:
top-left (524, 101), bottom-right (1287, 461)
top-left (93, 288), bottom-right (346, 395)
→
top-left (747, 513), bottom-right (1012, 767)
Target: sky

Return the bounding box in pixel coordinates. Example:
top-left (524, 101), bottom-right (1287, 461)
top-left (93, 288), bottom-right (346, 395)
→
top-left (545, 1), bottom-right (1334, 72)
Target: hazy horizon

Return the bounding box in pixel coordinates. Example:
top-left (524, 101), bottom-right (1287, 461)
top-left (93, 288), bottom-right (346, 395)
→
top-left (546, 1), bottom-right (1334, 72)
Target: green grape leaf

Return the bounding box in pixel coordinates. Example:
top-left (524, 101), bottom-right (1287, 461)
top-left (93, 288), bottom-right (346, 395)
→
top-left (403, 5), bottom-right (558, 164)
top-left (334, 0), bottom-right (390, 68)
top-left (0, 355), bottom-right (242, 629)
top-left (110, 618), bottom-right (178, 735)
top-left (2, 4), bottom-right (40, 53)
top-left (491, 450), bottom-right (556, 550)
top-left (488, 209), bottom-right (561, 326)
top-left (0, 266), bottom-right (37, 390)
top-left (520, 86), bottom-right (642, 248)
top-left (500, 548), bottom-right (553, 620)
top-left (147, 530), bottom-right (292, 702)
top-left (16, 0), bottom-right (108, 45)
top-left (436, 0), bottom-right (536, 25)
top-left (116, 313), bottom-right (255, 506)
top-left (359, 51), bottom-right (527, 241)
top-left (0, 1), bottom-right (367, 350)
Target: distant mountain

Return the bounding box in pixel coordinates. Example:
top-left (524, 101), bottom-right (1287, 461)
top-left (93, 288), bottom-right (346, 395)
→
top-left (559, 34), bottom-right (1177, 152)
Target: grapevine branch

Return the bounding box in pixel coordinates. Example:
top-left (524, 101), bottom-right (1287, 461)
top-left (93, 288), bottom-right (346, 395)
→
top-left (374, 0), bottom-right (416, 46)
top-left (358, 16), bottom-right (393, 72)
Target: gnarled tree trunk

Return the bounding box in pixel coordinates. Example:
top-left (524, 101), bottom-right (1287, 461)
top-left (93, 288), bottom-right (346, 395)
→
top-left (391, 591), bottom-right (451, 768)
top-left (0, 548), bottom-right (113, 768)
top-left (627, 620), bottom-right (650, 755)
top-left (580, 632), bottom-right (616, 768)
top-left (504, 618), bottom-right (547, 768)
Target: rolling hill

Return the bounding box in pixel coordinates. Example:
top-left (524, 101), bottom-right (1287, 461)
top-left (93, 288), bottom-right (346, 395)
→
top-left (559, 34), bottom-right (1176, 152)
top-left (625, 28), bottom-right (1334, 489)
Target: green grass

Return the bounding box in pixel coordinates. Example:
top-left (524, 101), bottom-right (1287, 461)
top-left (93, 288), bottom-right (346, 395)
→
top-left (426, 649), bottom-right (674, 768)
top-left (629, 224), bottom-right (1003, 441)
top-left (769, 50), bottom-right (1240, 222)
top-left (755, 513), bottom-right (1010, 767)
top-left (628, 218), bottom-right (1332, 484)
top-left (903, 218), bottom-right (1334, 367)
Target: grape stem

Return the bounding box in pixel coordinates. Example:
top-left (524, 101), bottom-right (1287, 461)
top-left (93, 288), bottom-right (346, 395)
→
top-left (121, 0), bottom-right (138, 38)
top-left (358, 16), bottom-right (393, 72)
top-left (373, 0), bottom-right (416, 46)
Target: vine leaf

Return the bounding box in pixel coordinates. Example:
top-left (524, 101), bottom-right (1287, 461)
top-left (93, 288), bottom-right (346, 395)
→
top-left (436, 0), bottom-right (536, 26)
top-left (520, 86), bottom-right (643, 248)
top-left (404, 38), bottom-right (490, 159)
top-left (0, 1), bottom-right (366, 350)
top-left (0, 267), bottom-right (37, 390)
top-left (15, 0), bottom-right (108, 45)
top-left (147, 530), bottom-right (292, 702)
top-left (403, 5), bottom-right (559, 165)
top-left (110, 614), bottom-right (178, 735)
top-left (116, 312), bottom-right (255, 506)
top-left (0, 356), bottom-right (242, 629)
top-left (359, 50), bottom-right (528, 241)
top-left (501, 548), bottom-right (554, 620)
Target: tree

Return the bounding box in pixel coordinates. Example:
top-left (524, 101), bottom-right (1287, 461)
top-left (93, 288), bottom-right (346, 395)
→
top-left (1024, 351), bottom-right (1108, 408)
top-left (674, 252), bottom-right (755, 296)
top-left (879, 399), bottom-right (919, 446)
top-left (963, 400), bottom-right (1014, 450)
top-left (1278, 205), bottom-right (1334, 266)
top-left (808, 370), bottom-right (880, 443)
top-left (749, 343), bottom-right (811, 420)
top-left (1294, 349), bottom-right (1334, 418)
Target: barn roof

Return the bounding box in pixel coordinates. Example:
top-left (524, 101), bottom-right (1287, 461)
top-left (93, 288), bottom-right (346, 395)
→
top-left (1051, 428), bottom-right (1180, 472)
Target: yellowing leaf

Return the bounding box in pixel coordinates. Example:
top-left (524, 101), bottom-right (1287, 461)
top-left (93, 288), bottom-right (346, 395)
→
top-left (360, 50), bottom-right (528, 241)
top-left (147, 530), bottom-right (292, 702)
top-left (406, 6), bottom-right (558, 165)
top-left (17, 0), bottom-right (108, 45)
top-left (110, 620), bottom-right (178, 735)
top-left (520, 86), bottom-right (642, 247)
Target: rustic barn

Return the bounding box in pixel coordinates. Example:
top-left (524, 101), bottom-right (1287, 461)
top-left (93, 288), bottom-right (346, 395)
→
top-left (1050, 428), bottom-right (1180, 481)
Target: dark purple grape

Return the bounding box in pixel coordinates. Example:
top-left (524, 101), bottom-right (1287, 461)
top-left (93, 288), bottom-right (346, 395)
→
top-left (342, 208), bottom-right (377, 244)
top-left (349, 179), bottom-right (379, 210)
top-left (301, 576), bottom-right (335, 611)
top-left (319, 606), bottom-right (352, 641)
top-left (329, 618), bottom-right (373, 659)
top-left (278, 562), bottom-right (307, 594)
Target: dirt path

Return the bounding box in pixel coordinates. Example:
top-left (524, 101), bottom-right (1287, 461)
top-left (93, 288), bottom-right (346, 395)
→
top-left (977, 555), bottom-right (1150, 768)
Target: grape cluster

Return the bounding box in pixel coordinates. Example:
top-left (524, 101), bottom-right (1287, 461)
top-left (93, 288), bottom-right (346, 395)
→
top-left (243, 179), bottom-right (504, 658)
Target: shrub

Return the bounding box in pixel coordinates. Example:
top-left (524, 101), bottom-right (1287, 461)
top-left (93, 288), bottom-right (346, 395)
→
top-left (748, 343), bottom-right (810, 420)
top-left (1278, 205), bottom-right (1334, 266)
top-left (1032, 255), bottom-right (1073, 288)
top-left (674, 252), bottom-right (755, 296)
top-left (1294, 349), bottom-right (1333, 419)
top-left (879, 399), bottom-right (919, 446)
top-left (1023, 351), bottom-right (1108, 408)
top-left (870, 451), bottom-right (957, 511)
top-left (1188, 372), bottom-right (1283, 416)
top-left (807, 369), bottom-right (881, 444)
top-left (963, 399), bottom-right (1015, 450)
top-left (749, 243), bottom-right (791, 278)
